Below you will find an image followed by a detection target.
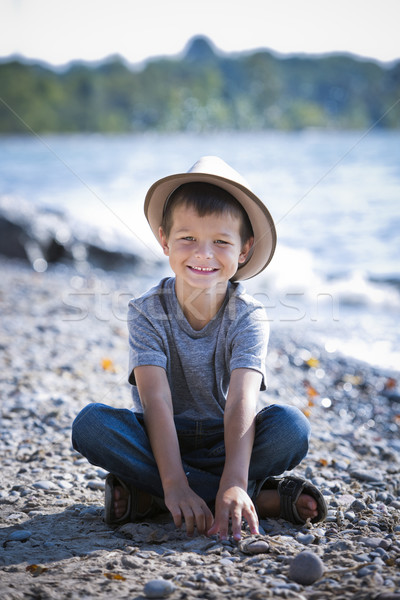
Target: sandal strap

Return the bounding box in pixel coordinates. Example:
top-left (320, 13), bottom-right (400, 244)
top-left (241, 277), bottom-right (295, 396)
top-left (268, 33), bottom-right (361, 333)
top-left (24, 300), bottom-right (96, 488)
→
top-left (277, 476), bottom-right (306, 523)
top-left (105, 473), bottom-right (166, 526)
top-left (260, 475), bottom-right (327, 525)
top-left (129, 489), bottom-right (166, 521)
top-left (104, 474), bottom-right (131, 525)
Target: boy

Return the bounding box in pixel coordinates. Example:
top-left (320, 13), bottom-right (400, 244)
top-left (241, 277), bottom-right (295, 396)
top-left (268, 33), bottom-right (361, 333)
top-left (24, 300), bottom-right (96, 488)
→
top-left (72, 156), bottom-right (326, 540)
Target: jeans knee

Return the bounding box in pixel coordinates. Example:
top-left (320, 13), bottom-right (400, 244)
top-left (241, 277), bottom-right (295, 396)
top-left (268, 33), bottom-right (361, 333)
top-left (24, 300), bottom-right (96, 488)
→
top-left (285, 405), bottom-right (311, 445)
top-left (71, 402), bottom-right (104, 453)
top-left (256, 403), bottom-right (311, 460)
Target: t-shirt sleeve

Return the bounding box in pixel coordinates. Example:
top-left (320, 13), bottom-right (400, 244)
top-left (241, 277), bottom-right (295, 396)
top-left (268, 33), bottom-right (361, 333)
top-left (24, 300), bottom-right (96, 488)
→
top-left (229, 304), bottom-right (269, 390)
top-left (127, 301), bottom-right (167, 385)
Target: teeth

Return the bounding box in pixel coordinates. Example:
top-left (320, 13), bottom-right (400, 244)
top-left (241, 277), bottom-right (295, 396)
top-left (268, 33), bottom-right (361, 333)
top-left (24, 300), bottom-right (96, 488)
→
top-left (192, 266), bottom-right (214, 271)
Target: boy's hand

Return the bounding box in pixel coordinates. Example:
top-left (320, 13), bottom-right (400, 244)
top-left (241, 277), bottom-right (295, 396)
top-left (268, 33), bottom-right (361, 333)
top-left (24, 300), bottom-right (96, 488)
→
top-left (207, 485), bottom-right (259, 541)
top-left (164, 485), bottom-right (214, 537)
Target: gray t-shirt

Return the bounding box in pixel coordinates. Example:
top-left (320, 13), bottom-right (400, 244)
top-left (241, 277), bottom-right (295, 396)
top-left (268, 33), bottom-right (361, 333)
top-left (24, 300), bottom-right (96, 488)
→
top-left (128, 277), bottom-right (269, 419)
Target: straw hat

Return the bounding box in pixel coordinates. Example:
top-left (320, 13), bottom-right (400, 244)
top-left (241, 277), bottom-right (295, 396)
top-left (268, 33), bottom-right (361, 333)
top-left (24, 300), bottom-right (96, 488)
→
top-left (144, 156), bottom-right (276, 280)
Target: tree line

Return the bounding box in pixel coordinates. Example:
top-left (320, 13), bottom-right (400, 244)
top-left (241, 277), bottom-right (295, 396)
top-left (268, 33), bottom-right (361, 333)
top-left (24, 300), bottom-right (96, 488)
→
top-left (0, 36), bottom-right (399, 133)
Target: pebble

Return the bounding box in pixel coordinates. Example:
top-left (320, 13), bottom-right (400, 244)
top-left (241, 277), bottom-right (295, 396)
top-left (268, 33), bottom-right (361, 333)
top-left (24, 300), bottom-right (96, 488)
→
top-left (296, 533), bottom-right (315, 545)
top-left (344, 510), bottom-right (356, 521)
top-left (143, 579), bottom-right (176, 598)
top-left (6, 529), bottom-right (32, 542)
top-left (350, 499), bottom-right (367, 512)
top-left (32, 480), bottom-right (59, 491)
top-left (350, 469), bottom-right (384, 483)
top-left (57, 481), bottom-right (73, 490)
top-left (87, 480), bottom-right (106, 491)
top-left (288, 551), bottom-right (325, 585)
top-left (361, 537), bottom-right (389, 549)
top-left (219, 557), bottom-right (235, 567)
top-left (239, 539), bottom-right (270, 554)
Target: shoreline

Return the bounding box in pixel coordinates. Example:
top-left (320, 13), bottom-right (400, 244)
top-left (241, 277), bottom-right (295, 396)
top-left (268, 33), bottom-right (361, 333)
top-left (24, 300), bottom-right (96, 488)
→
top-left (0, 259), bottom-right (399, 599)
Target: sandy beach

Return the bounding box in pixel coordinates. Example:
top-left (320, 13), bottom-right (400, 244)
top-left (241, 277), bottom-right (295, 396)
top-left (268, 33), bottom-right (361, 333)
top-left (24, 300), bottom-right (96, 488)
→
top-left (0, 259), bottom-right (399, 600)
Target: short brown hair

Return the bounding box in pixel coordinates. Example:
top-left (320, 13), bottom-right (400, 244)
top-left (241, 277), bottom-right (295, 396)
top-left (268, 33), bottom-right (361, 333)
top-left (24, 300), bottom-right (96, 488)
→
top-left (161, 182), bottom-right (254, 245)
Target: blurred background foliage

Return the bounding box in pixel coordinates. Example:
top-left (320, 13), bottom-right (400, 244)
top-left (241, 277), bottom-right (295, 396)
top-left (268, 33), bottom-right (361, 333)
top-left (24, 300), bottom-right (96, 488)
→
top-left (1, 36), bottom-right (399, 133)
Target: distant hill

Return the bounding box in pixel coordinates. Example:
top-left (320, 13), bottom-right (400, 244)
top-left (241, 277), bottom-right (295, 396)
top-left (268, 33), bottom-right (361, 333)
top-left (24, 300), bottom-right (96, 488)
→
top-left (0, 36), bottom-right (399, 133)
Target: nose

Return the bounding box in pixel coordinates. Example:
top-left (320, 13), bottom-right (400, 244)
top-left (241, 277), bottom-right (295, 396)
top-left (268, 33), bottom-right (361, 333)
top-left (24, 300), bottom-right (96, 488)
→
top-left (195, 240), bottom-right (213, 259)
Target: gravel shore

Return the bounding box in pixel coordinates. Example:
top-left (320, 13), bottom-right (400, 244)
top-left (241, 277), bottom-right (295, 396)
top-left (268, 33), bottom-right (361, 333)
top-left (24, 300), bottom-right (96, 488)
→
top-left (0, 260), bottom-right (399, 600)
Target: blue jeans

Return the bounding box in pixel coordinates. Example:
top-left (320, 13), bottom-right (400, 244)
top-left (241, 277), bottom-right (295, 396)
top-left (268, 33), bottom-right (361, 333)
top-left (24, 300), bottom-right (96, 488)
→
top-left (71, 403), bottom-right (310, 503)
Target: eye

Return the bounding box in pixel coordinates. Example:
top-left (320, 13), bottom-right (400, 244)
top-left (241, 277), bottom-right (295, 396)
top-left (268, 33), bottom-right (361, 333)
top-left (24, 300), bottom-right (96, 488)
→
top-left (181, 236), bottom-right (195, 241)
top-left (215, 239), bottom-right (229, 245)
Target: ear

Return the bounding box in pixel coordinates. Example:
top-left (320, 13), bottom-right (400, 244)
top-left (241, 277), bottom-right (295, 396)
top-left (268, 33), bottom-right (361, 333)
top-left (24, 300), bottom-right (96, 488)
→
top-left (238, 237), bottom-right (254, 265)
top-left (159, 227), bottom-right (170, 256)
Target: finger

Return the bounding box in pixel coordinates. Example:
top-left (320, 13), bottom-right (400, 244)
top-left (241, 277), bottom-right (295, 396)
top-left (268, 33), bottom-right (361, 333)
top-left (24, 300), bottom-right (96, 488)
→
top-left (182, 508), bottom-right (195, 537)
top-left (169, 506), bottom-right (183, 530)
top-left (207, 520), bottom-right (219, 537)
top-left (193, 502), bottom-right (214, 534)
top-left (231, 508), bottom-right (244, 541)
top-left (243, 505), bottom-right (260, 536)
top-left (208, 518), bottom-right (228, 540)
top-left (194, 503), bottom-right (214, 536)
top-left (192, 507), bottom-right (206, 535)
top-left (204, 505), bottom-right (214, 533)
top-left (213, 513), bottom-right (229, 541)
top-left (207, 512), bottom-right (229, 540)
top-left (218, 505), bottom-right (232, 540)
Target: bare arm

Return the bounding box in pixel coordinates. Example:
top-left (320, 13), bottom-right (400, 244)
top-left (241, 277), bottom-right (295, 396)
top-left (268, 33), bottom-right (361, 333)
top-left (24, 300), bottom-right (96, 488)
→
top-left (208, 368), bottom-right (262, 540)
top-left (135, 365), bottom-right (213, 535)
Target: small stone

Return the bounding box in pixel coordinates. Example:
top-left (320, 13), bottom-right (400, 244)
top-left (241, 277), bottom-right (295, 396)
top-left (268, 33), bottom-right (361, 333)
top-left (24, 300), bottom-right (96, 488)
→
top-left (87, 480), bottom-right (105, 491)
top-left (144, 579), bottom-right (176, 598)
top-left (240, 539), bottom-right (270, 554)
top-left (6, 513), bottom-right (25, 520)
top-left (360, 536), bottom-right (386, 549)
top-left (354, 552), bottom-right (370, 562)
top-left (358, 566), bottom-right (375, 577)
top-left (57, 481), bottom-right (73, 490)
top-left (79, 506), bottom-right (102, 517)
top-left (219, 557), bottom-right (234, 567)
top-left (96, 468), bottom-right (108, 479)
top-left (289, 551), bottom-right (325, 585)
top-left (350, 470), bottom-right (383, 483)
top-left (7, 529), bottom-right (32, 542)
top-left (304, 466), bottom-right (313, 479)
top-left (335, 493), bottom-right (356, 507)
top-left (344, 511), bottom-right (356, 521)
top-left (32, 480), bottom-right (58, 491)
top-left (296, 533), bottom-right (315, 545)
top-left (350, 499), bottom-right (367, 513)
top-left (121, 555), bottom-right (142, 569)
top-left (330, 540), bottom-right (352, 552)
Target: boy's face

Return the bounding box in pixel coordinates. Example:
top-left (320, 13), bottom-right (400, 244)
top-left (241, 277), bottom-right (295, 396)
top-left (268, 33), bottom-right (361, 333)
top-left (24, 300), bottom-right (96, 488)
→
top-left (159, 204), bottom-right (253, 291)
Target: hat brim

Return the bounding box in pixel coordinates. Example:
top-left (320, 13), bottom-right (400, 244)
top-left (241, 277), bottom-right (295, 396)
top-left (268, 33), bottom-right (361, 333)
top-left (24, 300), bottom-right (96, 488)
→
top-left (144, 171), bottom-right (277, 281)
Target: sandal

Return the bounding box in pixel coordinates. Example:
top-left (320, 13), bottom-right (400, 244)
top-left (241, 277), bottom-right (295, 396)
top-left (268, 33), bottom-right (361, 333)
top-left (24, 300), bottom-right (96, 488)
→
top-left (104, 473), bottom-right (166, 526)
top-left (258, 475), bottom-right (327, 525)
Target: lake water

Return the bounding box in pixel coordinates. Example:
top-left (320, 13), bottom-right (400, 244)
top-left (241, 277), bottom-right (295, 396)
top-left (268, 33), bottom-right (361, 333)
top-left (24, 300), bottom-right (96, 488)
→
top-left (0, 130), bottom-right (399, 371)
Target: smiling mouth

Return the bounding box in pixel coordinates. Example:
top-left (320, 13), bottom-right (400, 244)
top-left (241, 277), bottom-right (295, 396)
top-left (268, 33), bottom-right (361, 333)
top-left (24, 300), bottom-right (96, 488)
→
top-left (189, 266), bottom-right (218, 273)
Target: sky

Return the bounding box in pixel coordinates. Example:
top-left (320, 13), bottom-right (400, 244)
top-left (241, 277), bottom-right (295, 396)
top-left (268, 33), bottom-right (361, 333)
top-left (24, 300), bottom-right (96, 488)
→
top-left (1, 0), bottom-right (400, 67)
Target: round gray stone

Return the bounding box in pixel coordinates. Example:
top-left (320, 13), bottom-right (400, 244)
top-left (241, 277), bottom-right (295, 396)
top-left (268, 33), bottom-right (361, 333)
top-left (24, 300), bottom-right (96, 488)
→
top-left (144, 579), bottom-right (176, 598)
top-left (288, 551), bottom-right (325, 585)
top-left (7, 529), bottom-right (32, 542)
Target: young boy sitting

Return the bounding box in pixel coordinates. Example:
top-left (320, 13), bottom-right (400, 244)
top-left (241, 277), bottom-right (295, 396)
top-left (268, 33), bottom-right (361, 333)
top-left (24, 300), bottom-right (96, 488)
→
top-left (72, 156), bottom-right (326, 540)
